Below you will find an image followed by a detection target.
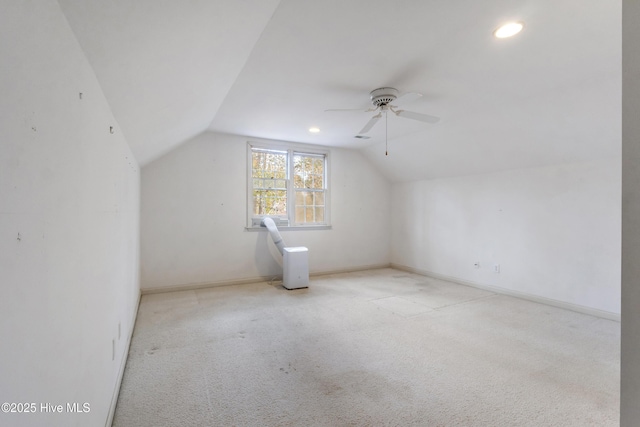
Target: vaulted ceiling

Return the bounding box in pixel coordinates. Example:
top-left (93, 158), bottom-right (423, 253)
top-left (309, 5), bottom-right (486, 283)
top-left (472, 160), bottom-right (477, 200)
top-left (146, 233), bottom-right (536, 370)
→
top-left (58, 0), bottom-right (620, 182)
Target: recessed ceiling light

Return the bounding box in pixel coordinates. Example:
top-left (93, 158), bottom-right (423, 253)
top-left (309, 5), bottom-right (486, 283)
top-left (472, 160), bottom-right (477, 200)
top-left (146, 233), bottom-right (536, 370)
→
top-left (494, 21), bottom-right (524, 38)
top-left (309, 127), bottom-right (320, 133)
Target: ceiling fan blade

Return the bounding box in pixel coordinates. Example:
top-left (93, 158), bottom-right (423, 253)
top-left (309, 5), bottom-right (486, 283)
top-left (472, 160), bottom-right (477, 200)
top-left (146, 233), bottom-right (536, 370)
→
top-left (395, 109), bottom-right (440, 124)
top-left (359, 113), bottom-right (382, 134)
top-left (394, 92), bottom-right (423, 107)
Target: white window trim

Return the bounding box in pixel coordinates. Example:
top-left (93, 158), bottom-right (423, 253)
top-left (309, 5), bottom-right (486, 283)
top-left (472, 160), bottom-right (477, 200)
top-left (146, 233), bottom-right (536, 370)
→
top-left (246, 140), bottom-right (331, 230)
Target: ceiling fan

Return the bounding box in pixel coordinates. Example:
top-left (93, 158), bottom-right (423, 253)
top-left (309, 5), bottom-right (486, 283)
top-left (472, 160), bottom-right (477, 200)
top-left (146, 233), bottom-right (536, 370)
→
top-left (326, 87), bottom-right (440, 136)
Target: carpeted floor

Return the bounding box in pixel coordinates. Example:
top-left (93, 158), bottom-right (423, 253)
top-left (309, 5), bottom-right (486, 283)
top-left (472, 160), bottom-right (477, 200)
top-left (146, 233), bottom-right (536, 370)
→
top-left (113, 268), bottom-right (619, 426)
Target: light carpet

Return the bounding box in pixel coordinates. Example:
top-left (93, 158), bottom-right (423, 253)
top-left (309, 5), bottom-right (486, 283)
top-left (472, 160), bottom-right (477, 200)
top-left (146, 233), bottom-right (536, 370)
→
top-left (113, 268), bottom-right (619, 426)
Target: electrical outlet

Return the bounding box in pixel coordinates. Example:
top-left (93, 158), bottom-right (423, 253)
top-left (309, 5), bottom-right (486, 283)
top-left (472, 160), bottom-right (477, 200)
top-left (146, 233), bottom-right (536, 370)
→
top-left (494, 264), bottom-right (500, 273)
top-left (473, 261), bottom-right (480, 269)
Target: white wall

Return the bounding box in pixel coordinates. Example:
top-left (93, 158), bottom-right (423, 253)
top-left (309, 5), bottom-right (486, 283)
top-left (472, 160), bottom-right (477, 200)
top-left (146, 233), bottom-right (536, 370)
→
top-left (141, 132), bottom-right (390, 290)
top-left (0, 2), bottom-right (140, 426)
top-left (392, 160), bottom-right (620, 316)
top-left (621, 0), bottom-right (640, 423)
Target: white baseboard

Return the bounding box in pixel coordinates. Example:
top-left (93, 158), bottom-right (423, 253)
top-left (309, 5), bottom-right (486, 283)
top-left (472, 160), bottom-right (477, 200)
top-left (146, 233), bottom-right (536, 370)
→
top-left (141, 263), bottom-right (392, 295)
top-left (391, 263), bottom-right (620, 322)
top-left (105, 290), bottom-right (142, 427)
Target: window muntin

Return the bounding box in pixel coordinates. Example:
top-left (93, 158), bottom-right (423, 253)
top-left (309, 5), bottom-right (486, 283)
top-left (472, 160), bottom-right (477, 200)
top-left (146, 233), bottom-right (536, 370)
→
top-left (248, 143), bottom-right (329, 228)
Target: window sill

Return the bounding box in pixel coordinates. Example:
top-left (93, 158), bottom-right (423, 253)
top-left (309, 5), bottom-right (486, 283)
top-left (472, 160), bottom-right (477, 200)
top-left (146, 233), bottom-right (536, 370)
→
top-left (245, 225), bottom-right (332, 232)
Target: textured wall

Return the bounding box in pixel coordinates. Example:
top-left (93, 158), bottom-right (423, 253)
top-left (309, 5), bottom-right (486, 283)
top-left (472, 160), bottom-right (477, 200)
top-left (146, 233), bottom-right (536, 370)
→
top-left (0, 2), bottom-right (140, 426)
top-left (392, 160), bottom-right (620, 315)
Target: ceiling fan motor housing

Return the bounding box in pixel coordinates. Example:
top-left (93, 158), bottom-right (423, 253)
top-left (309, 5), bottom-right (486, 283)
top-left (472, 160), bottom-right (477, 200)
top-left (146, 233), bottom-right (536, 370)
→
top-left (370, 87), bottom-right (398, 107)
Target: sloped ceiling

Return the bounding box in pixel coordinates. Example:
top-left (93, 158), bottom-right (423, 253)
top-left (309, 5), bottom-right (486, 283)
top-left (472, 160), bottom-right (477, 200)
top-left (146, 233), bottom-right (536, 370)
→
top-left (58, 0), bottom-right (281, 165)
top-left (59, 0), bottom-right (620, 181)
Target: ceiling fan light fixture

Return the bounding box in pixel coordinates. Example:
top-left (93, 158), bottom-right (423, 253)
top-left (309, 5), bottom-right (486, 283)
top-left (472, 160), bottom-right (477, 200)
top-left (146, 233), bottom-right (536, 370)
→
top-left (325, 86), bottom-right (440, 155)
top-left (370, 87), bottom-right (398, 107)
top-left (494, 21), bottom-right (524, 38)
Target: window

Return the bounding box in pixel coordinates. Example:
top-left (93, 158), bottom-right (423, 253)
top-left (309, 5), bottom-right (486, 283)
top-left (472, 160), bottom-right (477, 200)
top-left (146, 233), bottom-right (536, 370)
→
top-left (293, 153), bottom-right (325, 224)
top-left (251, 148), bottom-right (288, 218)
top-left (248, 142), bottom-right (329, 228)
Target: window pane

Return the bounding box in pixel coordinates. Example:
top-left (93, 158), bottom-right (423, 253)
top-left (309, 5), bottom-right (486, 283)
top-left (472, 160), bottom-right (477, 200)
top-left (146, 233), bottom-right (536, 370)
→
top-left (252, 150), bottom-right (287, 179)
top-left (252, 153), bottom-right (263, 170)
top-left (294, 153), bottom-right (324, 190)
top-left (252, 149), bottom-right (288, 218)
top-left (253, 189), bottom-right (286, 215)
top-left (291, 189), bottom-right (326, 224)
top-left (253, 193), bottom-right (266, 216)
top-left (262, 179), bottom-right (286, 190)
